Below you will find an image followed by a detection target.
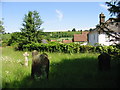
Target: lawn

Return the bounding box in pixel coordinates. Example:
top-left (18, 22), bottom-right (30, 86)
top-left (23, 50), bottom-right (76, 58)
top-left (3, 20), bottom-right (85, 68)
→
top-left (1, 46), bottom-right (120, 88)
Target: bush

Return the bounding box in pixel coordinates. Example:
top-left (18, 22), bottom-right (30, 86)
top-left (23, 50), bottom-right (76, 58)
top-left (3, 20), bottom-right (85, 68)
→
top-left (20, 42), bottom-right (120, 54)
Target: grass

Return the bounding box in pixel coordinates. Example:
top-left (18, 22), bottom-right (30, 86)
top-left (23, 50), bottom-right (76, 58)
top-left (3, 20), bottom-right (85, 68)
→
top-left (51, 37), bottom-right (72, 42)
top-left (1, 46), bottom-right (120, 88)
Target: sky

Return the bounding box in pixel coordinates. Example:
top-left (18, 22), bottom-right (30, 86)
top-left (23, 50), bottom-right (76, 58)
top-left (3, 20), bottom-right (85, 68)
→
top-left (1, 1), bottom-right (112, 33)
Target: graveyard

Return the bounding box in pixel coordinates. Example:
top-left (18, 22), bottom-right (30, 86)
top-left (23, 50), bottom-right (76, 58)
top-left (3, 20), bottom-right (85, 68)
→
top-left (0, 1), bottom-right (120, 88)
top-left (1, 46), bottom-right (120, 88)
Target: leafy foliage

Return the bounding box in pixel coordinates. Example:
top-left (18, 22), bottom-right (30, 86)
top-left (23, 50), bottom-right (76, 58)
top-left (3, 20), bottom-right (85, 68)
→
top-left (0, 20), bottom-right (5, 34)
top-left (17, 42), bottom-right (120, 56)
top-left (72, 28), bottom-right (76, 32)
top-left (103, 0), bottom-right (120, 41)
top-left (47, 31), bottom-right (81, 39)
top-left (21, 10), bottom-right (43, 43)
top-left (106, 0), bottom-right (120, 20)
top-left (7, 11), bottom-right (44, 48)
top-left (1, 33), bottom-right (11, 46)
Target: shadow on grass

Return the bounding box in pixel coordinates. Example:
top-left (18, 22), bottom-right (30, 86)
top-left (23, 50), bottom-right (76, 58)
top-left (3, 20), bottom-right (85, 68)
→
top-left (2, 56), bottom-right (120, 88)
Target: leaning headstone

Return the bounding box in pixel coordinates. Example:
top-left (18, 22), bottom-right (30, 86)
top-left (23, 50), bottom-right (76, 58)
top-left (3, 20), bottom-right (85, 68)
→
top-left (98, 52), bottom-right (111, 71)
top-left (23, 52), bottom-right (29, 66)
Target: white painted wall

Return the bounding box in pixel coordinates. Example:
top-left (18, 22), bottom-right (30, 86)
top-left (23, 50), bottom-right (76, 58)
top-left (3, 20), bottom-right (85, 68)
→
top-left (89, 32), bottom-right (119, 46)
top-left (98, 33), bottom-right (119, 46)
top-left (98, 33), bottom-right (109, 46)
top-left (98, 33), bottom-right (105, 45)
top-left (88, 32), bottom-right (116, 46)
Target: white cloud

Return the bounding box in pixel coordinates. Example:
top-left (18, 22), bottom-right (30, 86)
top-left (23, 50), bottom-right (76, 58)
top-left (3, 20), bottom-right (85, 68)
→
top-left (99, 4), bottom-right (109, 10)
top-left (55, 9), bottom-right (63, 22)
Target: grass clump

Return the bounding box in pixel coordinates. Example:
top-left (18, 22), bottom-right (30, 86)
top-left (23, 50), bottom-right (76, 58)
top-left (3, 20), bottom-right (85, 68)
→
top-left (1, 47), bottom-right (120, 88)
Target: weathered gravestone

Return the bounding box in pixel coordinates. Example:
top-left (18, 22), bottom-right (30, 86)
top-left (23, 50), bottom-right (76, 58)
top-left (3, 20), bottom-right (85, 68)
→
top-left (98, 52), bottom-right (111, 71)
top-left (23, 52), bottom-right (29, 66)
top-left (31, 50), bottom-right (50, 80)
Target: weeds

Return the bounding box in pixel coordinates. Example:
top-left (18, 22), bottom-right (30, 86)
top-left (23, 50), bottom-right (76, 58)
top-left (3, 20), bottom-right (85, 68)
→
top-left (1, 47), bottom-right (120, 88)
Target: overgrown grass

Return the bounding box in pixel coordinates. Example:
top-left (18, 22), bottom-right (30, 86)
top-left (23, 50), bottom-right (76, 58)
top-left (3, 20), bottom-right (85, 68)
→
top-left (0, 47), bottom-right (2, 89)
top-left (1, 46), bottom-right (120, 88)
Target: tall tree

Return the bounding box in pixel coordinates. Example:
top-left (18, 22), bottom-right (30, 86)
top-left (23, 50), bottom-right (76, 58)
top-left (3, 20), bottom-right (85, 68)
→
top-left (0, 20), bottom-right (5, 34)
top-left (21, 10), bottom-right (43, 43)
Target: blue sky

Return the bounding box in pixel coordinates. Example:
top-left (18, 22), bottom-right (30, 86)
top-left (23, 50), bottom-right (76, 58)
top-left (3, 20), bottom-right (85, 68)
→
top-left (1, 2), bottom-right (111, 33)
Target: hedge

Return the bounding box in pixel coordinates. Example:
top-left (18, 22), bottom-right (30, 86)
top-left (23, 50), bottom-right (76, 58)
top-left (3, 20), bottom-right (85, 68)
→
top-left (15, 42), bottom-right (120, 55)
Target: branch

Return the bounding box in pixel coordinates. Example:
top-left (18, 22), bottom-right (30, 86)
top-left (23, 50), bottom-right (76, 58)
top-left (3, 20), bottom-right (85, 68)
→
top-left (98, 23), bottom-right (120, 42)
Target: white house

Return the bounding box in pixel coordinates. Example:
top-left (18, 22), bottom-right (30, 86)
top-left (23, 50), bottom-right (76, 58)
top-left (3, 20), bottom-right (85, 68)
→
top-left (88, 13), bottom-right (120, 46)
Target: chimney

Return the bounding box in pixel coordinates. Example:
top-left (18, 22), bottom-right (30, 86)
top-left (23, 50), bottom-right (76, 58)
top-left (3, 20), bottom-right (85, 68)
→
top-left (99, 13), bottom-right (105, 25)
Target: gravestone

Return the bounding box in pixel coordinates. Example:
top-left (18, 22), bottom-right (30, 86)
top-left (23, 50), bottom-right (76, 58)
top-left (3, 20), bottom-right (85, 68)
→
top-left (31, 50), bottom-right (49, 80)
top-left (23, 52), bottom-right (29, 66)
top-left (98, 52), bottom-right (111, 71)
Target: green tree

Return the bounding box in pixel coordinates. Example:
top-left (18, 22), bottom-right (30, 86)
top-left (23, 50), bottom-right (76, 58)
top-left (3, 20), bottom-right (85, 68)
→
top-left (0, 20), bottom-right (5, 34)
top-left (105, 0), bottom-right (120, 41)
top-left (105, 0), bottom-right (120, 60)
top-left (68, 30), bottom-right (70, 32)
top-left (21, 10), bottom-right (43, 43)
top-left (106, 0), bottom-right (120, 21)
top-left (8, 32), bottom-right (26, 46)
top-left (97, 0), bottom-right (120, 42)
top-left (72, 28), bottom-right (76, 32)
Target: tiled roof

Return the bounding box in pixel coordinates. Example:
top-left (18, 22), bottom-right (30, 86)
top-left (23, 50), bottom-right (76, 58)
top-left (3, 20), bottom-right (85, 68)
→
top-left (73, 32), bottom-right (88, 42)
top-left (62, 40), bottom-right (72, 43)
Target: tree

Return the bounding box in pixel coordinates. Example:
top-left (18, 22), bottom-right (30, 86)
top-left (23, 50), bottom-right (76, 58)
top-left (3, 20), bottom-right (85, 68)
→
top-left (0, 20), bottom-right (5, 34)
top-left (98, 0), bottom-right (120, 43)
top-left (7, 32), bottom-right (26, 46)
top-left (106, 0), bottom-right (120, 21)
top-left (106, 0), bottom-right (120, 41)
top-left (68, 30), bottom-right (70, 32)
top-left (96, 0), bottom-right (120, 58)
top-left (21, 10), bottom-right (43, 43)
top-left (72, 28), bottom-right (76, 32)
top-left (105, 0), bottom-right (120, 60)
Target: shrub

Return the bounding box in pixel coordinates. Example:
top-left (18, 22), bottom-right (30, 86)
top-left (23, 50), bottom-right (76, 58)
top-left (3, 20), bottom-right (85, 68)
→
top-left (16, 42), bottom-right (120, 55)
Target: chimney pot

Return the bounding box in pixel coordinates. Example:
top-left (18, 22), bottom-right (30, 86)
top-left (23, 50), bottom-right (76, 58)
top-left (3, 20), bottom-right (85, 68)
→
top-left (99, 13), bottom-right (105, 25)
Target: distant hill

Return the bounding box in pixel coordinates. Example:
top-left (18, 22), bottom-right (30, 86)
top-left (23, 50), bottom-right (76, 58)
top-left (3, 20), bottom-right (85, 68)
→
top-left (44, 31), bottom-right (82, 38)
